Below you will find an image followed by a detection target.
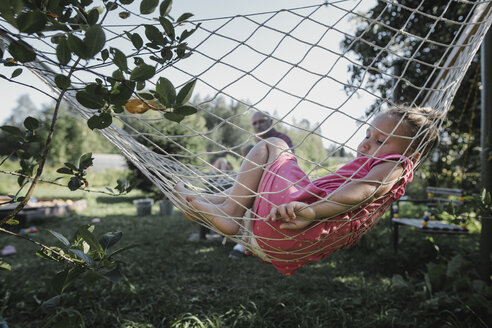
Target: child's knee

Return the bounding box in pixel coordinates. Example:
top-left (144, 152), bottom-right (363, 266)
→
top-left (265, 137), bottom-right (289, 150)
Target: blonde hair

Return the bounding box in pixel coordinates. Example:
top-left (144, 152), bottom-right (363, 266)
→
top-left (383, 106), bottom-right (440, 160)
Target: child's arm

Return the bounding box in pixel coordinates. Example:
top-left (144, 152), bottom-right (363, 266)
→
top-left (268, 162), bottom-right (405, 230)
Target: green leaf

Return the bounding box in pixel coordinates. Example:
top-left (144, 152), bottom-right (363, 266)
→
top-left (176, 13), bottom-right (193, 23)
top-left (24, 116), bottom-right (39, 130)
top-left (64, 162), bottom-right (78, 170)
top-left (130, 63), bottom-right (155, 82)
top-left (446, 254), bottom-right (464, 277)
top-left (54, 74), bottom-right (71, 90)
top-left (87, 8), bottom-right (100, 25)
top-left (161, 47), bottom-right (173, 61)
top-left (112, 105), bottom-right (124, 113)
top-left (36, 247), bottom-right (61, 262)
top-left (56, 167), bottom-right (73, 175)
top-left (110, 47), bottom-right (128, 72)
top-left (8, 40), bottom-right (36, 63)
top-left (0, 260), bottom-right (11, 271)
top-left (179, 26), bottom-right (197, 43)
top-left (108, 243), bottom-right (138, 257)
top-left (155, 77), bottom-right (175, 106)
top-left (0, 125), bottom-right (23, 137)
top-left (159, 17), bottom-right (175, 40)
top-left (175, 105), bottom-right (197, 116)
top-left (48, 230), bottom-right (70, 248)
top-left (16, 10), bottom-right (47, 34)
top-left (164, 112), bottom-right (184, 123)
top-left (159, 0), bottom-right (172, 17)
top-left (106, 1), bottom-right (117, 11)
top-left (47, 0), bottom-right (60, 11)
top-left (52, 267), bottom-right (84, 294)
top-left (40, 295), bottom-right (61, 314)
top-left (176, 42), bottom-right (191, 59)
top-left (145, 24), bottom-right (165, 45)
top-left (140, 0), bottom-right (158, 14)
top-left (136, 80), bottom-right (145, 91)
top-left (99, 231), bottom-right (122, 250)
top-left (76, 90), bottom-right (105, 109)
top-left (56, 38), bottom-right (71, 65)
top-left (79, 152), bottom-right (93, 170)
top-left (104, 266), bottom-right (124, 283)
top-left (101, 48), bottom-right (109, 61)
top-left (138, 92), bottom-right (154, 100)
top-left (67, 34), bottom-right (88, 58)
top-left (119, 0), bottom-right (134, 4)
top-left (112, 69), bottom-right (125, 81)
top-left (130, 32), bottom-right (143, 50)
top-left (84, 25), bottom-right (106, 58)
top-left (16, 149), bottom-right (32, 159)
top-left (68, 177), bottom-right (83, 190)
top-left (87, 112), bottom-right (112, 130)
top-left (11, 68), bottom-right (22, 78)
top-left (6, 219), bottom-right (19, 226)
top-left (176, 79), bottom-right (196, 105)
top-left (110, 80), bottom-right (135, 105)
top-left (69, 248), bottom-right (94, 266)
top-left (75, 225), bottom-right (103, 254)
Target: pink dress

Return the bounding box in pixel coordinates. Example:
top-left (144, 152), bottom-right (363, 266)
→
top-left (252, 153), bottom-right (413, 275)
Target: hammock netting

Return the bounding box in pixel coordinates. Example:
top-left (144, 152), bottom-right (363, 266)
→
top-left (1, 0), bottom-right (492, 264)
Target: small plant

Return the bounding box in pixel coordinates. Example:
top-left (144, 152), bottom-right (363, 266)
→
top-left (37, 224), bottom-right (137, 326)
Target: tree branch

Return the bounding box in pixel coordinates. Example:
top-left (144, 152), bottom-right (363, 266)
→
top-left (1, 59), bottom-right (81, 225)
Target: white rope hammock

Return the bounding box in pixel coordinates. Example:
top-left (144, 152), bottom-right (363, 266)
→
top-left (2, 0), bottom-right (492, 274)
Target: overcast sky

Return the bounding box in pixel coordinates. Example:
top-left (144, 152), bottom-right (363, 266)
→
top-left (0, 0), bottom-right (376, 151)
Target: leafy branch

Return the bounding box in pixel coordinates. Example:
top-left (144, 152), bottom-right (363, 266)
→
top-left (0, 0), bottom-right (198, 223)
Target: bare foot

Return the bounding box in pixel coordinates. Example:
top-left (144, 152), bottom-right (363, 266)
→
top-left (173, 183), bottom-right (203, 223)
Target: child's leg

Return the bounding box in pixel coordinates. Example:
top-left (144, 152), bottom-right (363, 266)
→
top-left (187, 138), bottom-right (290, 235)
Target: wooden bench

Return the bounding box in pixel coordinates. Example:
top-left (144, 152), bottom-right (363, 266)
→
top-left (390, 187), bottom-right (469, 252)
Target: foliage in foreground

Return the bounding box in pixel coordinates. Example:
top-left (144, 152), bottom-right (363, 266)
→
top-left (0, 195), bottom-right (490, 327)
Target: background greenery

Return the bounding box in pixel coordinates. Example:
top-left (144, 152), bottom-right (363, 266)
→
top-left (0, 181), bottom-right (490, 328)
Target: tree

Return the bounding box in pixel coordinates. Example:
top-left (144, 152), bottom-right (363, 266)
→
top-left (341, 0), bottom-right (482, 195)
top-left (198, 95), bottom-right (252, 160)
top-left (40, 104), bottom-right (118, 165)
top-left (0, 95), bottom-right (38, 155)
top-left (279, 118), bottom-right (327, 172)
top-left (3, 94), bottom-right (37, 126)
top-left (124, 110), bottom-right (207, 196)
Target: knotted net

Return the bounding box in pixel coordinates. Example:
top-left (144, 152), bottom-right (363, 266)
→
top-left (1, 0), bottom-right (491, 268)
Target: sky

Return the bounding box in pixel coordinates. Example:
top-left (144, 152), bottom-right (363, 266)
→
top-left (0, 0), bottom-right (377, 151)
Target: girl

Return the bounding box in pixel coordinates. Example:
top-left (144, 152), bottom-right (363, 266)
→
top-left (175, 106), bottom-right (439, 275)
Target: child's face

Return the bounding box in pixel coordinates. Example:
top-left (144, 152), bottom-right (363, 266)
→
top-left (357, 114), bottom-right (413, 158)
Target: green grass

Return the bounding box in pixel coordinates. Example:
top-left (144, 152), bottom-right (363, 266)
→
top-left (0, 187), bottom-right (490, 327)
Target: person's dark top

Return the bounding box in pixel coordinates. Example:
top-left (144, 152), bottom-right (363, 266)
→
top-left (267, 128), bottom-right (294, 148)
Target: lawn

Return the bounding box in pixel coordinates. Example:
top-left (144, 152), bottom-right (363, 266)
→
top-left (0, 185), bottom-right (490, 327)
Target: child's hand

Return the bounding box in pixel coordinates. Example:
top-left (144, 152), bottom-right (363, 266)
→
top-left (267, 201), bottom-right (316, 230)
